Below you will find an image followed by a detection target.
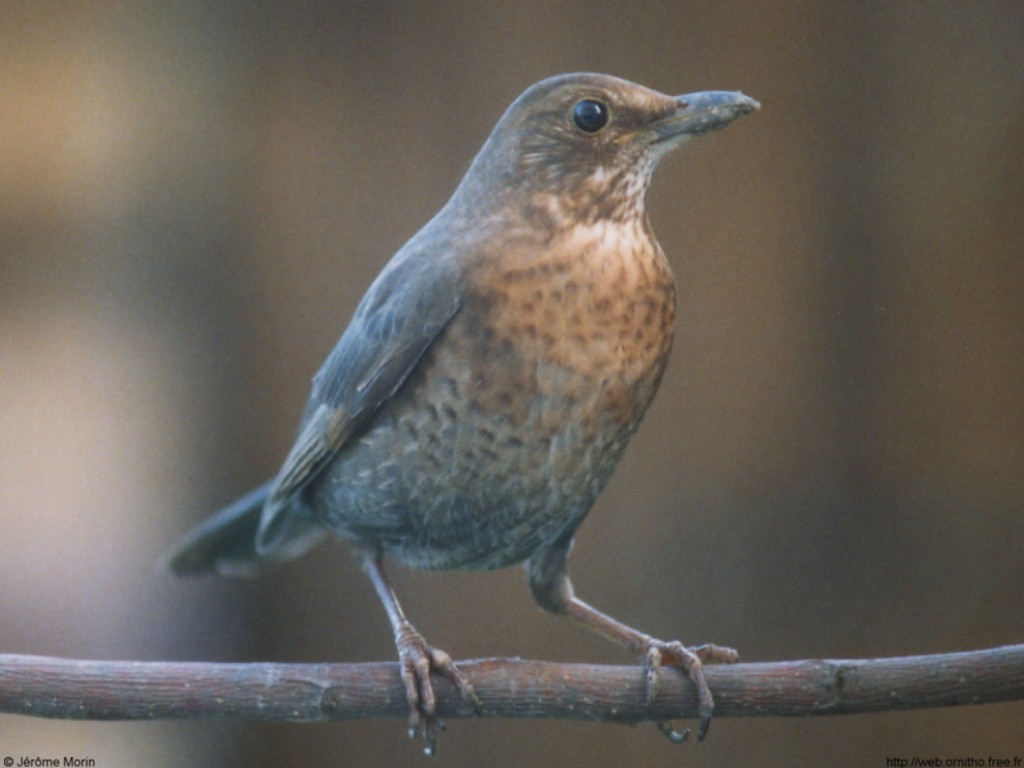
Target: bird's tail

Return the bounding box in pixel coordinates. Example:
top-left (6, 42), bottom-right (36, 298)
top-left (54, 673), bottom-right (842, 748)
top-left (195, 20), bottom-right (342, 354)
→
top-left (162, 481), bottom-right (327, 578)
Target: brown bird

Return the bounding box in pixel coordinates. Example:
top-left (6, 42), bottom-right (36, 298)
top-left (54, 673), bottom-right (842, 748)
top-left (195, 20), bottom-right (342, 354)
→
top-left (166, 72), bottom-right (759, 753)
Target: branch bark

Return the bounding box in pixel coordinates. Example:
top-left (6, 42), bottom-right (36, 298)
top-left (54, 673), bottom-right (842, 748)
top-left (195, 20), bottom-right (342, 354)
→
top-left (1, 645), bottom-right (1022, 725)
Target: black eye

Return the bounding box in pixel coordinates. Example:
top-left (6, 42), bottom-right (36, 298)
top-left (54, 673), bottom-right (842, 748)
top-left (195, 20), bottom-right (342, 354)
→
top-left (572, 99), bottom-right (608, 133)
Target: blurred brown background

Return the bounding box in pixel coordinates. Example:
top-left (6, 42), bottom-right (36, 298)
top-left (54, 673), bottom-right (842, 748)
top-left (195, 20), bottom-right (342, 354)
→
top-left (1, 2), bottom-right (1021, 766)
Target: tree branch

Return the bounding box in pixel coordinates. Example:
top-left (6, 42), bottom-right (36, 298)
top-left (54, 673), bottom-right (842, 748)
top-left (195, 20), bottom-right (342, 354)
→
top-left (1, 645), bottom-right (1022, 725)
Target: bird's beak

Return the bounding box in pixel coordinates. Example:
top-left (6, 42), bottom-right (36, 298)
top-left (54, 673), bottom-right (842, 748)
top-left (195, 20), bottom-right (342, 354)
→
top-left (653, 91), bottom-right (760, 142)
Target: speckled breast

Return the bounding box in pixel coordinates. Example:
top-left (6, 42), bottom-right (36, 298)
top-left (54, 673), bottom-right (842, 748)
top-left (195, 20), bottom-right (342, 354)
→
top-left (312, 218), bottom-right (676, 570)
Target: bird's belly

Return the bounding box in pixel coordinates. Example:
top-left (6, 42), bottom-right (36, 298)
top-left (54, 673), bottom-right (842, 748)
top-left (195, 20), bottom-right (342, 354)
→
top-left (311, 362), bottom-right (638, 569)
top-left (314, 334), bottom-right (670, 570)
top-left (313, 231), bottom-right (675, 570)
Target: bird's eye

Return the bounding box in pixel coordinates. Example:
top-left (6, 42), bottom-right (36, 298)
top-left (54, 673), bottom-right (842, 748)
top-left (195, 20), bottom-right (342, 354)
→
top-left (572, 99), bottom-right (609, 133)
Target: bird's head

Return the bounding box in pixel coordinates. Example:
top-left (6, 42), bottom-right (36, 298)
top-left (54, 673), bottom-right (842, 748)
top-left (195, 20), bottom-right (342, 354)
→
top-left (453, 73), bottom-right (759, 225)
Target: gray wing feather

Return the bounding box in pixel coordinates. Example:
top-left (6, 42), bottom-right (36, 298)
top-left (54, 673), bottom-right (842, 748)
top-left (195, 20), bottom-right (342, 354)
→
top-left (255, 238), bottom-right (465, 554)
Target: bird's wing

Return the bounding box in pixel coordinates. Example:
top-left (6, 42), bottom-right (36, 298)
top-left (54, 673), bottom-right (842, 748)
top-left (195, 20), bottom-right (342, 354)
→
top-left (255, 242), bottom-right (465, 554)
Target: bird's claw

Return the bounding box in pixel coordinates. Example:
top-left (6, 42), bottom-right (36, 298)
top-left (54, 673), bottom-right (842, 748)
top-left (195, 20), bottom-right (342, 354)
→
top-left (395, 628), bottom-right (477, 755)
top-left (643, 639), bottom-right (738, 743)
top-left (655, 719), bottom-right (691, 744)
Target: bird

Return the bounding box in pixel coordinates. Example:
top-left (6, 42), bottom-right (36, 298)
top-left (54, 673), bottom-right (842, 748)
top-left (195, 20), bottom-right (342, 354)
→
top-left (165, 72), bottom-right (759, 753)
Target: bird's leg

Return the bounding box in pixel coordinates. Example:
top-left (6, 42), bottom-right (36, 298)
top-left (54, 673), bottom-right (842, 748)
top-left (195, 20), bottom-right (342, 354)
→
top-left (526, 538), bottom-right (737, 743)
top-left (562, 595), bottom-right (737, 742)
top-left (360, 554), bottom-right (477, 755)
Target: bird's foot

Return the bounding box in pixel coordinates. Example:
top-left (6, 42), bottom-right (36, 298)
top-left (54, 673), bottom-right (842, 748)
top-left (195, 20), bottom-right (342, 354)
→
top-left (641, 639), bottom-right (738, 743)
top-left (394, 625), bottom-right (478, 755)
